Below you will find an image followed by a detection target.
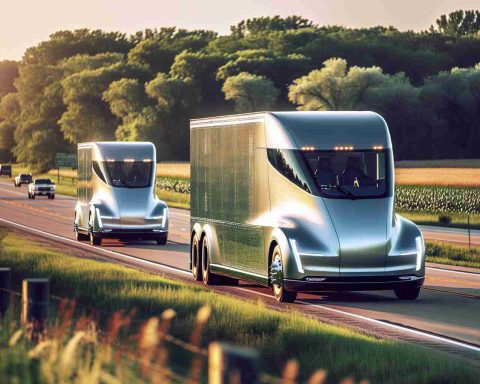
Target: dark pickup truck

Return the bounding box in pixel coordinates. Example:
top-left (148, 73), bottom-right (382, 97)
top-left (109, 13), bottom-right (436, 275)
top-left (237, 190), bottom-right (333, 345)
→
top-left (0, 164), bottom-right (12, 177)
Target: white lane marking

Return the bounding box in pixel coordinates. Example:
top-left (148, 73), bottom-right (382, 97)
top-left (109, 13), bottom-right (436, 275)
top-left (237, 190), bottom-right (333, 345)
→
top-left (236, 287), bottom-right (480, 353)
top-left (0, 217), bottom-right (191, 277)
top-left (1, 217), bottom-right (479, 353)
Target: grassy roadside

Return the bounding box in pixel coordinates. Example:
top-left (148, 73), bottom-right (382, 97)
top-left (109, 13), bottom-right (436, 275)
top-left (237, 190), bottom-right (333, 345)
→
top-left (426, 241), bottom-right (480, 269)
top-left (398, 210), bottom-right (480, 230)
top-left (0, 229), bottom-right (478, 383)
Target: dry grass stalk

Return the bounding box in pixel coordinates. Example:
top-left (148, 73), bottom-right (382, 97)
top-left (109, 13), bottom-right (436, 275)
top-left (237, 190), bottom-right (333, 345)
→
top-left (187, 305), bottom-right (211, 384)
top-left (282, 359), bottom-right (299, 384)
top-left (307, 369), bottom-right (327, 384)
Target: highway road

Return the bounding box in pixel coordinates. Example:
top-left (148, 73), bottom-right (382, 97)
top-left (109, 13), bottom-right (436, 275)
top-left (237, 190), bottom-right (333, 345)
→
top-left (0, 180), bottom-right (478, 362)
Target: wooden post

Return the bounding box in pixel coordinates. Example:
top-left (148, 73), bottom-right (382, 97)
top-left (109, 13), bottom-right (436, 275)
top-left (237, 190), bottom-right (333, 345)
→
top-left (22, 279), bottom-right (49, 334)
top-left (209, 342), bottom-right (259, 384)
top-left (0, 268), bottom-right (11, 317)
top-left (468, 214), bottom-right (471, 249)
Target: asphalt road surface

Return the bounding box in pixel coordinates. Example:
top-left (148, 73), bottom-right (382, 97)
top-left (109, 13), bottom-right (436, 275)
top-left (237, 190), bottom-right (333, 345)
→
top-left (0, 180), bottom-right (478, 362)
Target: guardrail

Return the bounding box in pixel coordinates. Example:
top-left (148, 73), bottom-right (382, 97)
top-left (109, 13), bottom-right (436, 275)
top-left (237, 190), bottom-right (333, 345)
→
top-left (0, 267), bottom-right (364, 383)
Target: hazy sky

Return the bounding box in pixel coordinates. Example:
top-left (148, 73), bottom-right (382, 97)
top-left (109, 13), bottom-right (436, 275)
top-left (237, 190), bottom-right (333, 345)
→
top-left (1, 0), bottom-right (479, 60)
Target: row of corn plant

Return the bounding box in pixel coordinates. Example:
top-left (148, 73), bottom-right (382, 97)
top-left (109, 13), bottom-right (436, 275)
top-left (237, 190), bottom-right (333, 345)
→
top-left (395, 185), bottom-right (480, 214)
top-left (156, 176), bottom-right (190, 194)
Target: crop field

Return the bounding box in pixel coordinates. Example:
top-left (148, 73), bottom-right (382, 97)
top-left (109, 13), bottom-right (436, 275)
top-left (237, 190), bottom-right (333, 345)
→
top-left (396, 159), bottom-right (480, 168)
top-left (395, 185), bottom-right (480, 215)
top-left (0, 228), bottom-right (478, 383)
top-left (395, 168), bottom-right (480, 187)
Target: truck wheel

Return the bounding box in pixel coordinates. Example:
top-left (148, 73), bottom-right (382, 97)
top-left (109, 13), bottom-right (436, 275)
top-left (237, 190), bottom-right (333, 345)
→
top-left (51, 194), bottom-right (55, 200)
top-left (75, 230), bottom-right (89, 241)
top-left (28, 192), bottom-right (31, 199)
top-left (156, 235), bottom-right (167, 245)
top-left (394, 286), bottom-right (420, 300)
top-left (90, 232), bottom-right (102, 246)
top-left (270, 245), bottom-right (297, 303)
top-left (201, 236), bottom-right (219, 285)
top-left (31, 194), bottom-right (35, 200)
top-left (191, 233), bottom-right (202, 281)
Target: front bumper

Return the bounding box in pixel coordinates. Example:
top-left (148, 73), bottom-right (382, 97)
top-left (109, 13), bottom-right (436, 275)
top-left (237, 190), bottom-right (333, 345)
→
top-left (95, 227), bottom-right (168, 240)
top-left (283, 275), bottom-right (424, 292)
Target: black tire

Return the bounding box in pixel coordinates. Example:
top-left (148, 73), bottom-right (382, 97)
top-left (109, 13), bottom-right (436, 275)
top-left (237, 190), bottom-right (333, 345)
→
top-left (270, 245), bottom-right (297, 303)
top-left (394, 286), bottom-right (420, 300)
top-left (156, 235), bottom-right (167, 245)
top-left (28, 192), bottom-right (31, 199)
top-left (51, 194), bottom-right (55, 200)
top-left (31, 194), bottom-right (35, 200)
top-left (191, 233), bottom-right (202, 281)
top-left (201, 236), bottom-right (219, 285)
top-left (90, 232), bottom-right (102, 246)
top-left (75, 229), bottom-right (89, 241)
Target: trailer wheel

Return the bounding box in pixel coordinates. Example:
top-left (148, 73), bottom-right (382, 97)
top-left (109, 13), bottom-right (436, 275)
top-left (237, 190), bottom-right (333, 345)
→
top-left (394, 286), bottom-right (420, 300)
top-left (90, 232), bottom-right (102, 246)
top-left (270, 245), bottom-right (297, 303)
top-left (201, 236), bottom-right (219, 285)
top-left (191, 233), bottom-right (202, 281)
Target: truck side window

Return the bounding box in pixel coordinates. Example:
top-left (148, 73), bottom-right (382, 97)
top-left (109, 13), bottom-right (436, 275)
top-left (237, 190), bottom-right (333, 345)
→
top-left (92, 161), bottom-right (107, 183)
top-left (267, 148), bottom-right (312, 194)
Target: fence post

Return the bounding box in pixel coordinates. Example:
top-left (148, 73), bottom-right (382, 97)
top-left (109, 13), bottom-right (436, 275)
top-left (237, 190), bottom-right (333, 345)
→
top-left (0, 268), bottom-right (11, 317)
top-left (209, 342), bottom-right (259, 384)
top-left (22, 279), bottom-right (49, 335)
top-left (468, 214), bottom-right (471, 249)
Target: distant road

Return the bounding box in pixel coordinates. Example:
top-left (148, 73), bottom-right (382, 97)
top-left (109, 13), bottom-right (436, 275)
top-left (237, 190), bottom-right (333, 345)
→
top-left (420, 225), bottom-right (480, 247)
top-left (0, 180), bottom-right (478, 362)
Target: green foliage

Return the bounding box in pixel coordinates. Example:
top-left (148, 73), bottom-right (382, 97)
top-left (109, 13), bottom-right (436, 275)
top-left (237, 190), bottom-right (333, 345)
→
top-left (288, 58), bottom-right (386, 110)
top-left (231, 16), bottom-right (316, 37)
top-left (426, 241), bottom-right (480, 269)
top-left (157, 176), bottom-right (190, 194)
top-left (22, 29), bottom-right (132, 65)
top-left (127, 39), bottom-right (178, 75)
top-left (395, 185), bottom-right (480, 215)
top-left (0, 60), bottom-right (19, 100)
top-left (0, 93), bottom-right (20, 161)
top-left (1, 231), bottom-right (478, 383)
top-left (433, 10), bottom-right (480, 36)
top-left (222, 72), bottom-right (279, 112)
top-left (421, 64), bottom-right (480, 158)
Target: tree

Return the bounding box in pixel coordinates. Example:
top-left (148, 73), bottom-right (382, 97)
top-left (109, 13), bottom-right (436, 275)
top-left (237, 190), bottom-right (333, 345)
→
top-left (0, 61), bottom-right (19, 100)
top-left (231, 16), bottom-right (315, 37)
top-left (145, 74), bottom-right (200, 159)
top-left (432, 10), bottom-right (480, 36)
top-left (103, 78), bottom-right (148, 117)
top-left (0, 93), bottom-right (20, 161)
top-left (23, 29), bottom-right (132, 65)
top-left (60, 57), bottom-right (147, 143)
top-left (13, 64), bottom-right (70, 170)
top-left (421, 64), bottom-right (480, 158)
top-left (363, 74), bottom-right (427, 159)
top-left (127, 39), bottom-right (177, 75)
top-left (288, 58), bottom-right (386, 110)
top-left (222, 72), bottom-right (279, 112)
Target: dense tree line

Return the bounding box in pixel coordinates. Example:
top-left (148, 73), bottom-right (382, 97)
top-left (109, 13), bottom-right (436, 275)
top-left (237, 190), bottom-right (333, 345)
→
top-left (1, 10), bottom-right (480, 169)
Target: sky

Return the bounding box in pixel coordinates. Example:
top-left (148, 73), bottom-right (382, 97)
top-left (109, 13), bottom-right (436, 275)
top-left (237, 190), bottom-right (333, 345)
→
top-left (1, 0), bottom-right (479, 60)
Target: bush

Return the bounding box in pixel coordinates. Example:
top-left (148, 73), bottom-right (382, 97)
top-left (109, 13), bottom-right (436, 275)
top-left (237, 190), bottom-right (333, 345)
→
top-left (438, 214), bottom-right (452, 225)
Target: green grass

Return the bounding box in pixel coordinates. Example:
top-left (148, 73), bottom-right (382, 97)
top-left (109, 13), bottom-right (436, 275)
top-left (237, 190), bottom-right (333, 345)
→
top-left (398, 210), bottom-right (480, 230)
top-left (157, 190), bottom-right (190, 209)
top-left (426, 241), bottom-right (480, 269)
top-left (0, 229), bottom-right (478, 383)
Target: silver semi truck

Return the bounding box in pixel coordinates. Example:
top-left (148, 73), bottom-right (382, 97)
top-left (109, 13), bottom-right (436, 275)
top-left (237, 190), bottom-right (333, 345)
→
top-left (190, 111), bottom-right (425, 302)
top-left (74, 141), bottom-right (168, 246)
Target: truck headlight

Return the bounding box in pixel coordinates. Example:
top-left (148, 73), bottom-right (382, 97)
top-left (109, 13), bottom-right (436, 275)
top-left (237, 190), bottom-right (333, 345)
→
top-left (415, 236), bottom-right (424, 271)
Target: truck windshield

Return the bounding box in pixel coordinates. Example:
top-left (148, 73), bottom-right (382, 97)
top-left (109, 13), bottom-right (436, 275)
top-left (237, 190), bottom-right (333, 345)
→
top-left (267, 149), bottom-right (391, 199)
top-left (303, 150), bottom-right (390, 199)
top-left (97, 161), bottom-right (153, 188)
top-left (35, 179), bottom-right (52, 184)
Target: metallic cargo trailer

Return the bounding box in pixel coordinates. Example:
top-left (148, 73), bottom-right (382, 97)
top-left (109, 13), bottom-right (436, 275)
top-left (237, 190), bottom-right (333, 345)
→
top-left (74, 141), bottom-right (168, 246)
top-left (190, 112), bottom-right (425, 302)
